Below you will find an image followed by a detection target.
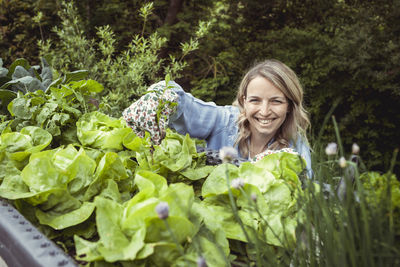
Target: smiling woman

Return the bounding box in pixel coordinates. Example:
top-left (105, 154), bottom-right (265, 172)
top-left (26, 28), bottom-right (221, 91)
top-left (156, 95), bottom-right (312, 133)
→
top-left (234, 60), bottom-right (310, 160)
top-left (242, 77), bottom-right (290, 158)
top-left (123, 59), bottom-right (312, 176)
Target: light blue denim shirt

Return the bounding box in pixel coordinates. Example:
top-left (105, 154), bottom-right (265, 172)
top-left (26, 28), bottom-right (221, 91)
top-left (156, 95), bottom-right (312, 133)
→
top-left (167, 81), bottom-right (312, 176)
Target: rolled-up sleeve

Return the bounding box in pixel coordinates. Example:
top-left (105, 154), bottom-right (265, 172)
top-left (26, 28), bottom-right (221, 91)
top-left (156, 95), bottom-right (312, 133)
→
top-left (168, 81), bottom-right (235, 142)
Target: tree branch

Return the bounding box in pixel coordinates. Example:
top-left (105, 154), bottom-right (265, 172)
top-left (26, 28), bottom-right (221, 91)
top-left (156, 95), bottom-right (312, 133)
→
top-left (164, 0), bottom-right (183, 25)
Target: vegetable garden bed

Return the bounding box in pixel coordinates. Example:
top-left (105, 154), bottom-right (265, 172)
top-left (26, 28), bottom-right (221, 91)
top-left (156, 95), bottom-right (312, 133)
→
top-left (1, 59), bottom-right (398, 266)
top-left (0, 197), bottom-right (77, 267)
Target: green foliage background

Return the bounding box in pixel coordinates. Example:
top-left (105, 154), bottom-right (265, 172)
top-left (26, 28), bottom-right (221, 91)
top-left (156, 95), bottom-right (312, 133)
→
top-left (1, 0), bottom-right (399, 174)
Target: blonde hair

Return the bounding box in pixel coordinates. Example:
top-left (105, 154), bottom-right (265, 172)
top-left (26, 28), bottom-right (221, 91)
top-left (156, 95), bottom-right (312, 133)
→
top-left (233, 59), bottom-right (310, 157)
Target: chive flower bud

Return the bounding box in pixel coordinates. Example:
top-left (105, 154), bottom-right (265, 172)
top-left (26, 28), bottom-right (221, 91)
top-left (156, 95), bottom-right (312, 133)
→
top-left (352, 143), bottom-right (360, 155)
top-left (88, 98), bottom-right (100, 108)
top-left (155, 202), bottom-right (169, 220)
top-left (251, 193), bottom-right (257, 202)
top-left (325, 142), bottom-right (338, 156)
top-left (197, 256), bottom-right (208, 267)
top-left (219, 146), bottom-right (238, 163)
top-left (339, 157), bottom-right (347, 168)
top-left (231, 178), bottom-right (245, 189)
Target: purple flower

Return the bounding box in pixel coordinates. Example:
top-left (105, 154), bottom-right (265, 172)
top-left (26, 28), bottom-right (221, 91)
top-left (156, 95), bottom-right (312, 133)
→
top-left (197, 256), bottom-right (208, 267)
top-left (88, 98), bottom-right (100, 108)
top-left (352, 143), bottom-right (360, 155)
top-left (231, 178), bottom-right (245, 189)
top-left (219, 146), bottom-right (238, 163)
top-left (155, 202), bottom-right (169, 220)
top-left (339, 157), bottom-right (347, 168)
top-left (325, 142), bottom-right (338, 156)
top-left (251, 193), bottom-right (257, 202)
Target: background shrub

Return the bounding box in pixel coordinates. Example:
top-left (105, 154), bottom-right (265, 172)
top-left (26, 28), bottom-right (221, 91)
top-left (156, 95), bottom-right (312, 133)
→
top-left (1, 0), bottom-right (398, 174)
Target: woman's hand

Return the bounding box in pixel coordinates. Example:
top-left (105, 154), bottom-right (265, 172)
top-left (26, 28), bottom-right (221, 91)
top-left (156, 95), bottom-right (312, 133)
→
top-left (123, 81), bottom-right (179, 144)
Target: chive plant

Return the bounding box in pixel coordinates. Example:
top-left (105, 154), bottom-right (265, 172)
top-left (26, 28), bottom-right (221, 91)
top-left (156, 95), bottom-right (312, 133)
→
top-left (220, 117), bottom-right (399, 267)
top-left (292, 118), bottom-right (399, 267)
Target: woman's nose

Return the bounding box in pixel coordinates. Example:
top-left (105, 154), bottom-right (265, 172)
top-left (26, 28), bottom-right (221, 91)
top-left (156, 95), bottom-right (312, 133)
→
top-left (259, 101), bottom-right (270, 115)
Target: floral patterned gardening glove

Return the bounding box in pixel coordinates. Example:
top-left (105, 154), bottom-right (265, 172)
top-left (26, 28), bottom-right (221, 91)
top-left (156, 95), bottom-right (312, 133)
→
top-left (122, 81), bottom-right (179, 145)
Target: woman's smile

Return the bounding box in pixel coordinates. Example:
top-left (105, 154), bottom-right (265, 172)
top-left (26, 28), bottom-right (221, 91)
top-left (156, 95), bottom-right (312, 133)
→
top-left (256, 118), bottom-right (272, 124)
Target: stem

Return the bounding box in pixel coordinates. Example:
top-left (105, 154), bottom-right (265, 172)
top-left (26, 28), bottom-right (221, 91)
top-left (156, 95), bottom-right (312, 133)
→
top-left (388, 148), bottom-right (398, 175)
top-left (331, 116), bottom-right (344, 158)
top-left (350, 161), bottom-right (372, 266)
top-left (224, 165), bottom-right (251, 244)
top-left (39, 22), bottom-right (45, 42)
top-left (316, 98), bottom-right (341, 143)
top-left (238, 189), bottom-right (263, 266)
top-left (163, 219), bottom-right (187, 261)
top-left (141, 17), bottom-right (147, 37)
top-left (240, 188), bottom-right (290, 255)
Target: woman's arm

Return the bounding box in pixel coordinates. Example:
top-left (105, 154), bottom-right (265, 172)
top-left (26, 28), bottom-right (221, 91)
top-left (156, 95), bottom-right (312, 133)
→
top-left (294, 136), bottom-right (313, 178)
top-left (123, 80), bottom-right (238, 147)
top-left (168, 81), bottom-right (238, 142)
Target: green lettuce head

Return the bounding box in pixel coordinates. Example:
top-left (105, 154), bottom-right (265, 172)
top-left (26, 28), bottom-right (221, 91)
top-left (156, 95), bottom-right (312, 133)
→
top-left (77, 111), bottom-right (132, 151)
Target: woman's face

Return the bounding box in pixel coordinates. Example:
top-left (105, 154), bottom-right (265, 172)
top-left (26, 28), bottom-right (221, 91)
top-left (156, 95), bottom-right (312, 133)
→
top-left (243, 76), bottom-right (289, 142)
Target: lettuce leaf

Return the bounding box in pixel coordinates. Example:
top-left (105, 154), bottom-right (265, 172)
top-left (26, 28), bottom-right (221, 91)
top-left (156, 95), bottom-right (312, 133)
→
top-left (139, 129), bottom-right (213, 184)
top-left (75, 171), bottom-right (197, 263)
top-left (0, 126), bottom-right (52, 166)
top-left (77, 111), bottom-right (131, 151)
top-left (199, 152), bottom-right (304, 247)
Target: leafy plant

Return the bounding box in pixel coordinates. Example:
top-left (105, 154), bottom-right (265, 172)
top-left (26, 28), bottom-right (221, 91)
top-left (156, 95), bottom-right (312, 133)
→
top-left (290, 116), bottom-right (400, 267)
top-left (0, 101), bottom-right (399, 266)
top-left (360, 170), bottom-right (400, 236)
top-left (76, 111), bottom-right (132, 151)
top-left (0, 82), bottom-right (309, 265)
top-left (5, 74), bottom-right (103, 145)
top-left (0, 57), bottom-right (54, 114)
top-left (0, 57), bottom-right (52, 93)
top-left (38, 1), bottom-right (210, 117)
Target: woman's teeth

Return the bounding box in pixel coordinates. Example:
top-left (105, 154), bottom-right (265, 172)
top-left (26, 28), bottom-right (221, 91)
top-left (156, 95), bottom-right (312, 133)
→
top-left (257, 119), bottom-right (272, 124)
